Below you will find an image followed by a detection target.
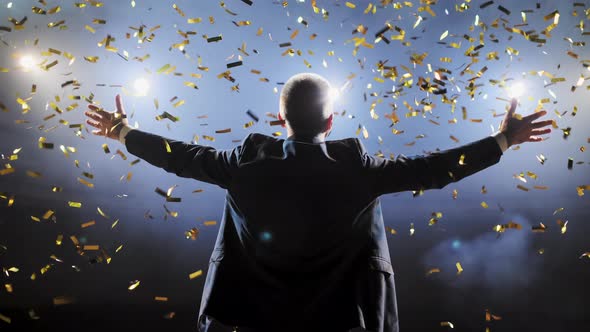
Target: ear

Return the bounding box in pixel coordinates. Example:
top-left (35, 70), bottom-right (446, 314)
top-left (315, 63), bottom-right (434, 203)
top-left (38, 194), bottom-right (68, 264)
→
top-left (278, 112), bottom-right (286, 128)
top-left (325, 113), bottom-right (333, 132)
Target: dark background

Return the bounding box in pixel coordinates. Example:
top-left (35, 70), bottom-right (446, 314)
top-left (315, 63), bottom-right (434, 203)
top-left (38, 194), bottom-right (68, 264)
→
top-left (1, 0), bottom-right (589, 331)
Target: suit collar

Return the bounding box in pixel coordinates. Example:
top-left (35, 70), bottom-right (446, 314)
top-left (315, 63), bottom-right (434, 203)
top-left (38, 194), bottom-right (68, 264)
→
top-left (283, 135), bottom-right (336, 161)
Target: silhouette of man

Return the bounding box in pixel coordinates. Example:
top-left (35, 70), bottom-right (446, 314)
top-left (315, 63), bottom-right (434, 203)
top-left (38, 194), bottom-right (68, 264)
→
top-left (85, 73), bottom-right (552, 332)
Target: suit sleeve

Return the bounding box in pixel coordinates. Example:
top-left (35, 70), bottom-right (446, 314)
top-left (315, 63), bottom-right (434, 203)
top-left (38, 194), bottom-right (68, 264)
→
top-left (124, 129), bottom-right (244, 189)
top-left (359, 136), bottom-right (504, 196)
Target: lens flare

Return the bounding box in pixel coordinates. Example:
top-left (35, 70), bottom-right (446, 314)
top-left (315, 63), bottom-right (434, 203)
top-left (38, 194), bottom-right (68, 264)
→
top-left (134, 78), bottom-right (150, 96)
top-left (508, 82), bottom-right (525, 98)
top-left (329, 87), bottom-right (340, 102)
top-left (19, 55), bottom-right (35, 69)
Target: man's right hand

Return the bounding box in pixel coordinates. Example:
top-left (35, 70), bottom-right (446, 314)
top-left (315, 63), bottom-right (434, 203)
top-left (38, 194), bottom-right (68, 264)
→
top-left (500, 98), bottom-right (552, 147)
top-left (85, 94), bottom-right (129, 141)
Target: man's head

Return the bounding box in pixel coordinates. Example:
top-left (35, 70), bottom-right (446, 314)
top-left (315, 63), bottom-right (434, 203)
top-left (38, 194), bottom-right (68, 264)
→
top-left (278, 73), bottom-right (334, 139)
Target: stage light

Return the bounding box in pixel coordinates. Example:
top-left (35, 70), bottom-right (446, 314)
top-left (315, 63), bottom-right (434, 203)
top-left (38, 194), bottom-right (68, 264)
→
top-left (19, 55), bottom-right (35, 70)
top-left (508, 82), bottom-right (525, 98)
top-left (134, 78), bottom-right (150, 96)
top-left (329, 87), bottom-right (340, 102)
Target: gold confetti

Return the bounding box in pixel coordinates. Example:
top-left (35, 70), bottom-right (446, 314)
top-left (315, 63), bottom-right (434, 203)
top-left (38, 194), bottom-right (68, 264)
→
top-left (532, 222), bottom-right (547, 232)
top-left (53, 296), bottom-right (75, 306)
top-left (4, 284), bottom-right (13, 293)
top-left (481, 201), bottom-right (488, 209)
top-left (0, 313), bottom-right (11, 324)
top-left (155, 296), bottom-right (169, 302)
top-left (456, 262), bottom-right (463, 275)
top-left (128, 280), bottom-right (140, 290)
top-left (189, 269), bottom-right (203, 279)
top-left (68, 201), bottom-right (82, 208)
top-left (81, 220), bottom-right (95, 228)
top-left (42, 210), bottom-right (54, 220)
top-left (84, 56), bottom-right (99, 63)
top-left (426, 268), bottom-right (440, 276)
top-left (164, 139), bottom-right (172, 153)
top-left (97, 207), bottom-right (109, 218)
top-left (440, 321), bottom-right (454, 329)
top-left (557, 219), bottom-right (568, 234)
top-left (185, 228), bottom-right (199, 240)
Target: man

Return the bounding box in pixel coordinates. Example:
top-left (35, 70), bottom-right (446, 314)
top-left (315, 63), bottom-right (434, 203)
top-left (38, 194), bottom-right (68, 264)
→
top-left (85, 73), bottom-right (552, 332)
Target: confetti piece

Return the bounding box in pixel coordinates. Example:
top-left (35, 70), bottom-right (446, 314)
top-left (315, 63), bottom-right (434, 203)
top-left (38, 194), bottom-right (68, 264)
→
top-left (227, 61), bottom-right (242, 68)
top-left (426, 268), bottom-right (440, 276)
top-left (207, 36), bottom-right (223, 43)
top-left (456, 262), bottom-right (463, 275)
top-left (493, 221), bottom-right (522, 233)
top-left (189, 269), bottom-right (203, 279)
top-left (0, 313), bottom-right (11, 324)
top-left (204, 220), bottom-right (217, 226)
top-left (81, 220), bottom-right (95, 228)
top-left (155, 296), bottom-right (169, 302)
top-left (128, 280), bottom-right (140, 290)
top-left (441, 321), bottom-right (454, 328)
top-left (68, 201), bottom-right (82, 208)
top-left (498, 5), bottom-right (511, 15)
top-left (185, 228), bottom-right (199, 240)
top-left (557, 219), bottom-right (568, 234)
top-left (532, 222), bottom-right (547, 232)
top-left (53, 296), bottom-right (75, 306)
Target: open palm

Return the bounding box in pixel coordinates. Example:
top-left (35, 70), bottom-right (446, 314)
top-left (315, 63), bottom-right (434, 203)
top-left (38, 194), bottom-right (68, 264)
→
top-left (500, 98), bottom-right (552, 147)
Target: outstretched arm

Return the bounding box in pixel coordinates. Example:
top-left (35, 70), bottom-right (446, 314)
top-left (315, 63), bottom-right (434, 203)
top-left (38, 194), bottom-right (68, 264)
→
top-left (84, 95), bottom-right (239, 189)
top-left (364, 99), bottom-right (552, 196)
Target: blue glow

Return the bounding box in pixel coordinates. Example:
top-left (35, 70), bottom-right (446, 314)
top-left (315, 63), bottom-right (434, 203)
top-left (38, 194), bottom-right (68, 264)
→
top-left (451, 239), bottom-right (461, 250)
top-left (260, 231), bottom-right (272, 242)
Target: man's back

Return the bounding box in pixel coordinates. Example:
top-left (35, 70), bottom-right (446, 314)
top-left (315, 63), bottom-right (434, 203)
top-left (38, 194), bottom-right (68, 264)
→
top-left (206, 133), bottom-right (388, 330)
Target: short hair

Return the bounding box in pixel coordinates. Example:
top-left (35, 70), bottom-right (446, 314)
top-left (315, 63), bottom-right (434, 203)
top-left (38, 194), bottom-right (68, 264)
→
top-left (279, 73), bottom-right (333, 137)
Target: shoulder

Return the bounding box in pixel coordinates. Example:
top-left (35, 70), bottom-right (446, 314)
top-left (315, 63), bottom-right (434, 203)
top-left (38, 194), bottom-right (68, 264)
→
top-left (326, 137), bottom-right (366, 155)
top-left (325, 137), bottom-right (367, 164)
top-left (237, 132), bottom-right (284, 162)
top-left (242, 132), bottom-right (282, 148)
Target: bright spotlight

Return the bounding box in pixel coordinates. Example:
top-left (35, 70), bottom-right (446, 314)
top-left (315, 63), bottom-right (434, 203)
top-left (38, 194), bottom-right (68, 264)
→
top-left (508, 82), bottom-right (525, 98)
top-left (329, 87), bottom-right (340, 102)
top-left (19, 55), bottom-right (35, 69)
top-left (134, 78), bottom-right (150, 96)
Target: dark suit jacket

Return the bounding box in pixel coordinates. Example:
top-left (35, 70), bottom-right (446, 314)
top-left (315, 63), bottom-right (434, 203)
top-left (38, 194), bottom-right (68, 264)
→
top-left (124, 130), bottom-right (503, 332)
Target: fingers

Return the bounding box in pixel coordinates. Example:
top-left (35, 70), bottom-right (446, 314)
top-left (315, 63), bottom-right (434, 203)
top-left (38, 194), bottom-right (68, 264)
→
top-left (526, 136), bottom-right (544, 142)
top-left (91, 129), bottom-right (104, 136)
top-left (115, 94), bottom-right (126, 115)
top-left (86, 119), bottom-right (101, 129)
top-left (85, 110), bottom-right (102, 121)
top-left (531, 120), bottom-right (553, 129)
top-left (508, 98), bottom-right (517, 116)
top-left (530, 128), bottom-right (551, 135)
top-left (523, 110), bottom-right (547, 122)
